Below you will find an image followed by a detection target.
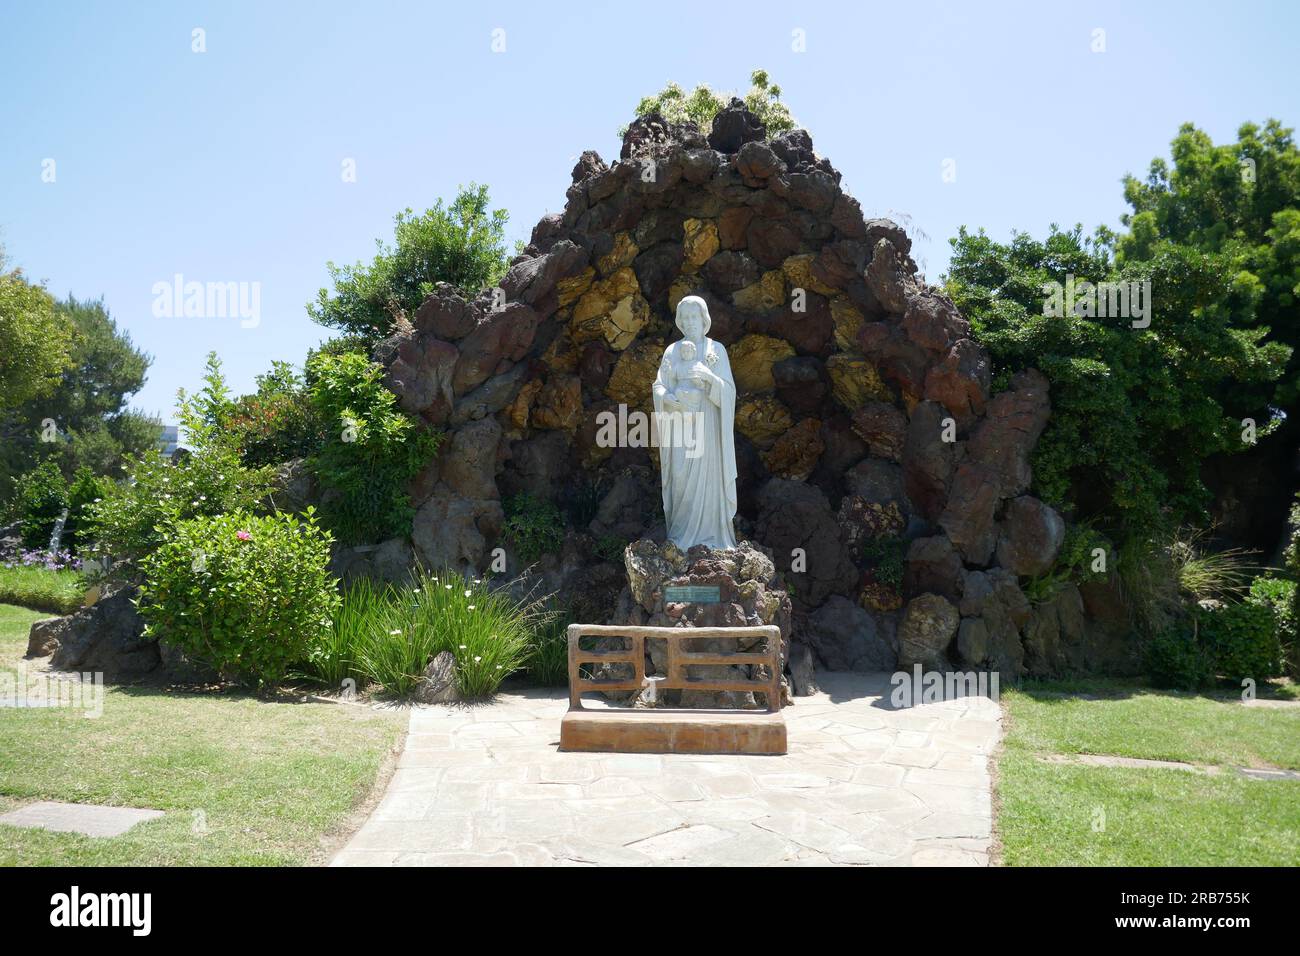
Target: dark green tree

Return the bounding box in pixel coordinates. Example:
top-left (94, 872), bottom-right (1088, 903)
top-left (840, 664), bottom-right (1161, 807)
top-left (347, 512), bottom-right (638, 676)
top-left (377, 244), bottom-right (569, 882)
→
top-left (1118, 120), bottom-right (1300, 410)
top-left (946, 223), bottom-right (1288, 542)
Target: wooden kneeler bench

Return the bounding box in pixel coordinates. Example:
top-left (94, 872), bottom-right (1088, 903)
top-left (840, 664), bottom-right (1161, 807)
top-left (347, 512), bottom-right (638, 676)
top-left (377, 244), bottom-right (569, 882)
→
top-left (559, 624), bottom-right (787, 755)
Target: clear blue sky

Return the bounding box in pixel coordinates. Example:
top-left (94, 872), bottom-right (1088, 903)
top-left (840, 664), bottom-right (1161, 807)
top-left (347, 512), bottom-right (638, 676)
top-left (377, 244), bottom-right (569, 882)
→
top-left (3, 0), bottom-right (1297, 423)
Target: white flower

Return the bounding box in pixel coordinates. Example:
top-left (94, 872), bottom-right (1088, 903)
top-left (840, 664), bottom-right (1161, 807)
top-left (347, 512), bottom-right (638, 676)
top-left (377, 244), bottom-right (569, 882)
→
top-left (459, 644), bottom-right (466, 649)
top-left (467, 605), bottom-right (476, 611)
top-left (463, 589), bottom-right (471, 597)
top-left (474, 656), bottom-right (482, 663)
top-left (389, 629), bottom-right (401, 636)
top-left (444, 584), bottom-right (452, 590)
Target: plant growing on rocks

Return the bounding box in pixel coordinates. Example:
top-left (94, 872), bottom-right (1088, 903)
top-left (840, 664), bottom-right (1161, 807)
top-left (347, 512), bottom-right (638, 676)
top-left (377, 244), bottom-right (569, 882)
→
top-left (627, 70), bottom-right (795, 139)
top-left (306, 348), bottom-right (441, 545)
top-left (503, 493), bottom-right (564, 564)
top-left (308, 184), bottom-right (512, 340)
top-left (226, 360), bottom-right (327, 467)
top-left (947, 225), bottom-right (1288, 544)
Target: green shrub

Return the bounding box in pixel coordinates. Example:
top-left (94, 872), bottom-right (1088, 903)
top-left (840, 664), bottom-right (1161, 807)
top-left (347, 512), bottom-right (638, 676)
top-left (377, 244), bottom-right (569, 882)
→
top-left (1200, 600), bottom-right (1282, 683)
top-left (1288, 500), bottom-right (1300, 674)
top-left (14, 460), bottom-right (68, 550)
top-left (1144, 626), bottom-right (1214, 691)
top-left (62, 466), bottom-right (109, 554)
top-left (227, 361), bottom-right (326, 467)
top-left (138, 509), bottom-right (339, 686)
top-left (1248, 576), bottom-right (1297, 678)
top-left (306, 349), bottom-right (441, 545)
top-left (503, 493), bottom-right (564, 564)
top-left (946, 224), bottom-right (1288, 544)
top-left (307, 185), bottom-right (512, 339)
top-left (86, 446), bottom-right (272, 563)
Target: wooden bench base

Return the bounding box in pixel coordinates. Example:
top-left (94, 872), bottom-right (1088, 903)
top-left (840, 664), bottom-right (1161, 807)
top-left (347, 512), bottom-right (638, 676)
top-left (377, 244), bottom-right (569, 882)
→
top-left (560, 709), bottom-right (787, 755)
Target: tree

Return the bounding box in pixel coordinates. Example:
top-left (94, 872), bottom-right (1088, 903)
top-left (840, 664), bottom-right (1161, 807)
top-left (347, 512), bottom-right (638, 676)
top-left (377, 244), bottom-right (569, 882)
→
top-left (947, 120), bottom-right (1300, 545)
top-left (946, 223), bottom-right (1288, 542)
top-left (0, 250), bottom-right (73, 412)
top-left (308, 183), bottom-right (511, 340)
top-left (627, 69), bottom-right (796, 138)
top-left (1118, 120), bottom-right (1300, 411)
top-left (0, 294), bottom-right (158, 505)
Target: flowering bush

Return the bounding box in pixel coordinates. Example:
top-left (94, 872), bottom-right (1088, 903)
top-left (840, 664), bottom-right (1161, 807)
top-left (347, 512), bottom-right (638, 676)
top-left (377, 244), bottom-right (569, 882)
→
top-left (138, 509), bottom-right (338, 686)
top-left (86, 447), bottom-right (272, 563)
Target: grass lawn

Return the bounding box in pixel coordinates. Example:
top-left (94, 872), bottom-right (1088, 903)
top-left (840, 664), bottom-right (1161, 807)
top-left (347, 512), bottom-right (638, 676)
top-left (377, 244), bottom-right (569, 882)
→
top-left (0, 565), bottom-right (87, 614)
top-left (0, 604), bottom-right (406, 865)
top-left (996, 678), bottom-right (1300, 866)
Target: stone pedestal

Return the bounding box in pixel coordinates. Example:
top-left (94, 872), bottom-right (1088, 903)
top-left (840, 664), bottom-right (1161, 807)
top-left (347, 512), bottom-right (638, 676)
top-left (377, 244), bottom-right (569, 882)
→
top-left (609, 538), bottom-right (792, 708)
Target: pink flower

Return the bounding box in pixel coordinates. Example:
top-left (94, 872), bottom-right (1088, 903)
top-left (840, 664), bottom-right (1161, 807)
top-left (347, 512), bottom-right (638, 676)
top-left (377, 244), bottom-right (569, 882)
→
top-left (236, 530), bottom-right (252, 541)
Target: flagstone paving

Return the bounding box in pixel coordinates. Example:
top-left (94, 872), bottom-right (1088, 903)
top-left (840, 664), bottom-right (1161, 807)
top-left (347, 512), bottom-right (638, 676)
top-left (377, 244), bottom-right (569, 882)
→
top-left (331, 672), bottom-right (1002, 866)
top-left (0, 801), bottom-right (164, 838)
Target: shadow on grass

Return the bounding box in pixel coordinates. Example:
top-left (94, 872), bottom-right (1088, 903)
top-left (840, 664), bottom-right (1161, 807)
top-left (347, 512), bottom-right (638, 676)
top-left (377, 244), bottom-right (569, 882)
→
top-left (1013, 674), bottom-right (1298, 705)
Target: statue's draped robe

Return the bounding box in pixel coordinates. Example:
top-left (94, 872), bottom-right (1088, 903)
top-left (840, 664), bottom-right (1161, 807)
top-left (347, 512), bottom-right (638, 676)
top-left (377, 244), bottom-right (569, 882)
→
top-left (652, 337), bottom-right (738, 550)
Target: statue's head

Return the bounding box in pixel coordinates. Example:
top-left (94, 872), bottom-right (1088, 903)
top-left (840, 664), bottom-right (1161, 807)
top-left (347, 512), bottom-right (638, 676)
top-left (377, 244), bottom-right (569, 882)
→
top-left (675, 295), bottom-right (710, 339)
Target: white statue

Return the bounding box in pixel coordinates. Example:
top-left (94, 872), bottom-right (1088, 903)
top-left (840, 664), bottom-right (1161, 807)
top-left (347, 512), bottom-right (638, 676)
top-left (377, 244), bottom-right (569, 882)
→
top-left (652, 296), bottom-right (738, 550)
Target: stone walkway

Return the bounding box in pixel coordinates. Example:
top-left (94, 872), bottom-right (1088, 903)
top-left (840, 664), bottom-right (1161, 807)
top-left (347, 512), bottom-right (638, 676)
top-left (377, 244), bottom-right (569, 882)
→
top-left (331, 672), bottom-right (1002, 866)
